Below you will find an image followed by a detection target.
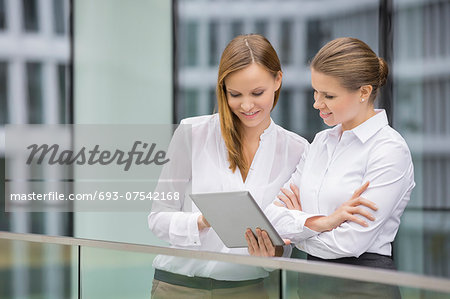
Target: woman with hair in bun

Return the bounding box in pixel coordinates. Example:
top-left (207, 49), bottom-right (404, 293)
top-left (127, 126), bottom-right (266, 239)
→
top-left (247, 37), bottom-right (415, 298)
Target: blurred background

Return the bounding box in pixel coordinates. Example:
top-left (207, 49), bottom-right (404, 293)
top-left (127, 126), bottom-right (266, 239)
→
top-left (0, 0), bottom-right (449, 298)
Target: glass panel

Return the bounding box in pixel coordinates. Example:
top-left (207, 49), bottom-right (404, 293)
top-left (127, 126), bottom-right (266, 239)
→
top-left (81, 246), bottom-right (280, 298)
top-left (23, 0), bottom-right (39, 32)
top-left (73, 0), bottom-right (172, 244)
top-left (392, 0), bottom-right (450, 278)
top-left (284, 268), bottom-right (450, 299)
top-left (0, 238), bottom-right (77, 298)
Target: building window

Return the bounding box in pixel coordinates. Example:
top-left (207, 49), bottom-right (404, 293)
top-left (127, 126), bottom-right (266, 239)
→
top-left (57, 64), bottom-right (67, 123)
top-left (180, 21), bottom-right (199, 67)
top-left (280, 20), bottom-right (293, 65)
top-left (230, 20), bottom-right (243, 40)
top-left (254, 20), bottom-right (267, 37)
top-left (208, 87), bottom-right (216, 114)
top-left (0, 0), bottom-right (7, 30)
top-left (0, 62), bottom-right (7, 124)
top-left (26, 62), bottom-right (43, 124)
top-left (179, 88), bottom-right (199, 119)
top-left (208, 20), bottom-right (219, 67)
top-left (23, 0), bottom-right (39, 32)
top-left (53, 0), bottom-right (66, 35)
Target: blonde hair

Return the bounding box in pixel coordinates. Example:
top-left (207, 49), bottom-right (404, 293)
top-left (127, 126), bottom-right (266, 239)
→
top-left (217, 34), bottom-right (282, 174)
top-left (311, 37), bottom-right (389, 103)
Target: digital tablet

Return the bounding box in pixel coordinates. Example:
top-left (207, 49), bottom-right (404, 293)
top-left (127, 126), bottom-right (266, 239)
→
top-left (190, 191), bottom-right (284, 248)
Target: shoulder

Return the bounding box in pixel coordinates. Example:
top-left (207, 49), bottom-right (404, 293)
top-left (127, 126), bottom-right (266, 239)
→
top-left (180, 114), bottom-right (218, 127)
top-left (367, 126), bottom-right (413, 171)
top-left (275, 124), bottom-right (308, 144)
top-left (179, 114), bottom-right (221, 145)
top-left (371, 126), bottom-right (411, 156)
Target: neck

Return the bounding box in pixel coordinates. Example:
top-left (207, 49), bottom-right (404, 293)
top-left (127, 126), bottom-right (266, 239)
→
top-left (241, 118), bottom-right (271, 144)
top-left (342, 106), bottom-right (377, 131)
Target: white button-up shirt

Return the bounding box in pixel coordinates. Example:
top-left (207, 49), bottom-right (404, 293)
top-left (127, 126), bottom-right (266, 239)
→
top-left (148, 114), bottom-right (308, 280)
top-left (266, 109), bottom-right (415, 259)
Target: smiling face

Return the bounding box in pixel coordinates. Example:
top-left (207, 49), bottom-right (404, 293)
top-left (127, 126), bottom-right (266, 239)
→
top-left (225, 63), bottom-right (282, 135)
top-left (311, 68), bottom-right (371, 131)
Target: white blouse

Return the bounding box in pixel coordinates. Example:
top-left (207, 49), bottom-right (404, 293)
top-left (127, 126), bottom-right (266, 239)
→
top-left (148, 113), bottom-right (309, 280)
top-left (266, 110), bottom-right (415, 259)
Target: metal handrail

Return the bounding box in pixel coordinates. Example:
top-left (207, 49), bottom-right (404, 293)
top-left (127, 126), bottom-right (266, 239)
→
top-left (1, 231), bottom-right (449, 294)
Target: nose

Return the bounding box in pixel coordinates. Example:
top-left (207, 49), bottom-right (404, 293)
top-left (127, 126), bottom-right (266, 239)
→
top-left (241, 98), bottom-right (255, 112)
top-left (313, 94), bottom-right (325, 110)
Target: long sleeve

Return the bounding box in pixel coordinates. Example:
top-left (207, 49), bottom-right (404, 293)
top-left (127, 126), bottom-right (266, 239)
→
top-left (297, 140), bottom-right (415, 259)
top-left (147, 122), bottom-right (203, 247)
top-left (265, 148), bottom-right (322, 242)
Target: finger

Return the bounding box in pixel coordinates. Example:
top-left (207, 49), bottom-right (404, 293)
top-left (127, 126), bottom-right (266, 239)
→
top-left (261, 230), bottom-right (276, 256)
top-left (245, 231), bottom-right (254, 255)
top-left (274, 201), bottom-right (285, 207)
top-left (280, 188), bottom-right (295, 207)
top-left (281, 187), bottom-right (300, 210)
top-left (352, 181), bottom-right (370, 199)
top-left (289, 183), bottom-right (302, 210)
top-left (256, 228), bottom-right (268, 256)
top-left (277, 194), bottom-right (294, 209)
top-left (348, 215), bottom-right (368, 227)
top-left (283, 239), bottom-right (291, 245)
top-left (246, 229), bottom-right (259, 253)
top-left (356, 197), bottom-right (378, 211)
top-left (350, 206), bottom-right (375, 221)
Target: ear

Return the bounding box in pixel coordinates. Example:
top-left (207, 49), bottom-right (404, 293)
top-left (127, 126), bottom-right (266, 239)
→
top-left (274, 71), bottom-right (283, 91)
top-left (360, 85), bottom-right (373, 100)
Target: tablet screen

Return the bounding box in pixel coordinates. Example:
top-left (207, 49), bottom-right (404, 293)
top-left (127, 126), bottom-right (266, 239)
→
top-left (190, 191), bottom-right (284, 248)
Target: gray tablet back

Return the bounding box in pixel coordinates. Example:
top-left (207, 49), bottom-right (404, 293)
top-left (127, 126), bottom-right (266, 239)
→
top-left (190, 191), bottom-right (284, 248)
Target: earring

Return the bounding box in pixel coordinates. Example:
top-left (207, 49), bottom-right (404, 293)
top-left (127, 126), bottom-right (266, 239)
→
top-left (361, 98), bottom-right (365, 103)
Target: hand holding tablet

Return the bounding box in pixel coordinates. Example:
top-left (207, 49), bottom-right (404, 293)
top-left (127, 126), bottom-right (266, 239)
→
top-left (190, 191), bottom-right (284, 248)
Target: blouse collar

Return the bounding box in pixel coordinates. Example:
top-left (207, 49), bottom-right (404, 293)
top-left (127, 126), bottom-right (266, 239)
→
top-left (326, 109), bottom-right (389, 144)
top-left (259, 118), bottom-right (276, 141)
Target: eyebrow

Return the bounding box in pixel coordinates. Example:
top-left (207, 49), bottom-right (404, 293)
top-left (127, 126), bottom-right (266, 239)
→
top-left (313, 87), bottom-right (334, 95)
top-left (227, 87), bottom-right (265, 93)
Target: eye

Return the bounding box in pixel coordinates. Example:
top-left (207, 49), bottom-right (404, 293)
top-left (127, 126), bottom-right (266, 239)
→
top-left (228, 92), bottom-right (240, 97)
top-left (325, 95), bottom-right (335, 99)
top-left (252, 91), bottom-right (264, 96)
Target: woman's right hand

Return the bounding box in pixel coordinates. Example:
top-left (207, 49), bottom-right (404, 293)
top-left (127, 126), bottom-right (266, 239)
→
top-left (197, 214), bottom-right (211, 231)
top-left (305, 181), bottom-right (378, 232)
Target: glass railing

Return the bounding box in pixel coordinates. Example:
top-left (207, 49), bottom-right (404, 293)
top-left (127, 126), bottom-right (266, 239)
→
top-left (1, 232), bottom-right (450, 298)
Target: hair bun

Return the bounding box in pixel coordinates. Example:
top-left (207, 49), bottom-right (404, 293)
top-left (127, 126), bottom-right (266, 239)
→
top-left (378, 57), bottom-right (389, 87)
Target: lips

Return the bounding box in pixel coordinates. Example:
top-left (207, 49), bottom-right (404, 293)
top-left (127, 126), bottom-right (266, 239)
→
top-left (241, 111), bottom-right (260, 119)
top-left (320, 111), bottom-right (332, 119)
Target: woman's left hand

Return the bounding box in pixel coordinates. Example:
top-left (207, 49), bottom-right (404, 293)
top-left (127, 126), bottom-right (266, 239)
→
top-left (274, 183), bottom-right (302, 211)
top-left (245, 228), bottom-right (290, 257)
